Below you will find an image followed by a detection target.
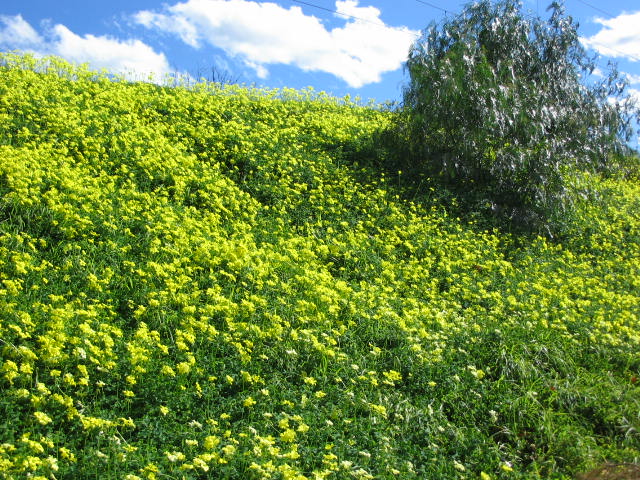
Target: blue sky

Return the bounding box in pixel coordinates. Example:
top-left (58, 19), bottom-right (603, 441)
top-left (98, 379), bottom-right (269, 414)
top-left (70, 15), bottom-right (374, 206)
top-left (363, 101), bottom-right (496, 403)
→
top-left (1, 0), bottom-right (639, 105)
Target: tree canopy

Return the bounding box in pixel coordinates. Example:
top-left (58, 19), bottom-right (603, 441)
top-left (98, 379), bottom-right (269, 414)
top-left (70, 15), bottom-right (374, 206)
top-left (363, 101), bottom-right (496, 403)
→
top-left (398, 0), bottom-right (638, 234)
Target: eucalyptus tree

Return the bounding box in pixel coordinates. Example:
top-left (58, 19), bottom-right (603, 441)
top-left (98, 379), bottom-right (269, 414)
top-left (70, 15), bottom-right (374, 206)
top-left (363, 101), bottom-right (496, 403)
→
top-left (400, 0), bottom-right (637, 233)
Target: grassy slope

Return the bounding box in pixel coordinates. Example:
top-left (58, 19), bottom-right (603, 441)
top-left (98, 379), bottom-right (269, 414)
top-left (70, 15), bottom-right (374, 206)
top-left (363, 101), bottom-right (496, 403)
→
top-left (0, 54), bottom-right (639, 479)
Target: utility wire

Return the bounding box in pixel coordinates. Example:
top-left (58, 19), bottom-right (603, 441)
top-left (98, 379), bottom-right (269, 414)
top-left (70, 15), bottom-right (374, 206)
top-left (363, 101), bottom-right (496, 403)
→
top-left (289, 0), bottom-right (639, 62)
top-left (414, 0), bottom-right (640, 63)
top-left (414, 0), bottom-right (452, 16)
top-left (288, 0), bottom-right (420, 37)
top-left (574, 0), bottom-right (616, 19)
top-left (571, 1), bottom-right (640, 63)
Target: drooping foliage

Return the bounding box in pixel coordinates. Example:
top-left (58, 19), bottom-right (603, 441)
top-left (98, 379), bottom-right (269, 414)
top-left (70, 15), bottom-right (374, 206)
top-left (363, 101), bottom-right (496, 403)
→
top-left (399, 0), bottom-right (638, 233)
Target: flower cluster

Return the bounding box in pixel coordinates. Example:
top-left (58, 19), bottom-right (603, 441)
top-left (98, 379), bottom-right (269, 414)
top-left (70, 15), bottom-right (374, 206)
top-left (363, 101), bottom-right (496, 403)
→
top-left (0, 53), bottom-right (638, 479)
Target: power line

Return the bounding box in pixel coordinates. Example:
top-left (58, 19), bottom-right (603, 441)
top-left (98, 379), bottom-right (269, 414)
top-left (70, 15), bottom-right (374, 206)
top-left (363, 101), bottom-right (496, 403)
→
top-left (290, 0), bottom-right (639, 62)
top-left (291, 0), bottom-right (365, 20)
top-left (414, 0), bottom-right (452, 16)
top-left (414, 0), bottom-right (640, 63)
top-left (570, 1), bottom-right (640, 63)
top-left (574, 0), bottom-right (616, 19)
top-left (287, 0), bottom-right (420, 37)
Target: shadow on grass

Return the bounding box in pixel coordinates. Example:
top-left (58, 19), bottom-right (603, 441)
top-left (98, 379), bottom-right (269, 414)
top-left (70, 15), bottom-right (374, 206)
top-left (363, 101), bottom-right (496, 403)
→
top-left (331, 124), bottom-right (545, 243)
top-left (578, 463), bottom-right (640, 480)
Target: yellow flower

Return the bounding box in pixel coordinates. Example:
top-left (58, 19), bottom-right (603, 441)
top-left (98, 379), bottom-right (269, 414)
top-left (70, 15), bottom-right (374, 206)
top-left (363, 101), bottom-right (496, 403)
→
top-left (501, 462), bottom-right (514, 472)
top-left (382, 370), bottom-right (402, 384)
top-left (193, 457), bottom-right (209, 472)
top-left (165, 451), bottom-right (185, 462)
top-left (59, 447), bottom-right (76, 462)
top-left (369, 403), bottom-right (387, 417)
top-left (176, 362), bottom-right (191, 374)
top-left (204, 436), bottom-right (220, 450)
top-left (34, 411), bottom-right (53, 425)
top-left (222, 444), bottom-right (236, 456)
top-left (280, 429), bottom-right (296, 442)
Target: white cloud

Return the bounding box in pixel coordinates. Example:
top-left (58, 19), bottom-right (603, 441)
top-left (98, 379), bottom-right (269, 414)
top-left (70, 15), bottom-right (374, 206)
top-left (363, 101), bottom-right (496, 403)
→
top-left (624, 72), bottom-right (640, 85)
top-left (0, 14), bottom-right (172, 81)
top-left (51, 25), bottom-right (171, 79)
top-left (133, 0), bottom-right (418, 88)
top-left (581, 11), bottom-right (640, 62)
top-left (335, 0), bottom-right (380, 22)
top-left (0, 14), bottom-right (43, 49)
top-left (628, 88), bottom-right (640, 104)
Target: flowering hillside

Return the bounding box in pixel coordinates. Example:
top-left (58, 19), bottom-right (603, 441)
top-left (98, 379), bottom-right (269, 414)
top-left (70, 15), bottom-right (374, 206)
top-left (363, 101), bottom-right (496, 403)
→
top-left (0, 53), bottom-right (638, 479)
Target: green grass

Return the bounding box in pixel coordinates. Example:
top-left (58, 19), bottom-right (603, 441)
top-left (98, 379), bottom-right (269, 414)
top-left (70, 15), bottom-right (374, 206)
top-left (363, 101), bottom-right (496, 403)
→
top-left (0, 53), bottom-right (638, 479)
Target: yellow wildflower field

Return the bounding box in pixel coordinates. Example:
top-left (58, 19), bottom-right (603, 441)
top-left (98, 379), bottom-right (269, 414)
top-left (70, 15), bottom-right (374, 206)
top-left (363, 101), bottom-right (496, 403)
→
top-left (0, 53), bottom-right (638, 479)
